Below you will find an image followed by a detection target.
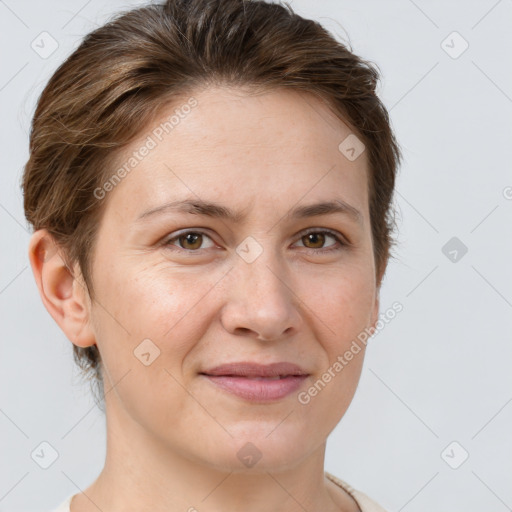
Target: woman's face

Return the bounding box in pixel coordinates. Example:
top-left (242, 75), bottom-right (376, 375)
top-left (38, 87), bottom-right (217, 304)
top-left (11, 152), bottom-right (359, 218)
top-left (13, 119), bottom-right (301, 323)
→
top-left (86, 85), bottom-right (379, 471)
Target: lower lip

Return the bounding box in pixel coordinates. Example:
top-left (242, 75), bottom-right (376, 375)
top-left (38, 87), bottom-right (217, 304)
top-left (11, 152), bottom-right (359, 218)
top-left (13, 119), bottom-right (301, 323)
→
top-left (202, 375), bottom-right (308, 402)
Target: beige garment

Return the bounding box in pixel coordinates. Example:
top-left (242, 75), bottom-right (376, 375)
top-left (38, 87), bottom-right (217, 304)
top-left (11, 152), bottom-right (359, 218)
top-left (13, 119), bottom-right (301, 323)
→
top-left (51, 472), bottom-right (387, 512)
top-left (325, 471), bottom-right (388, 512)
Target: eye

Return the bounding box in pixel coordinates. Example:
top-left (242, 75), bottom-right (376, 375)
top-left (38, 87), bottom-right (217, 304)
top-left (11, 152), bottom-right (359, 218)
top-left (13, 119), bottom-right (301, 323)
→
top-left (161, 228), bottom-right (347, 254)
top-left (163, 230), bottom-right (216, 251)
top-left (293, 229), bottom-right (345, 253)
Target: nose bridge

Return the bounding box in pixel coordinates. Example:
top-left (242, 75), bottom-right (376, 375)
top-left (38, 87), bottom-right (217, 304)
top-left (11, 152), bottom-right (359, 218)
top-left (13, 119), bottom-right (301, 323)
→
top-left (244, 247), bottom-right (285, 298)
top-left (221, 235), bottom-right (300, 340)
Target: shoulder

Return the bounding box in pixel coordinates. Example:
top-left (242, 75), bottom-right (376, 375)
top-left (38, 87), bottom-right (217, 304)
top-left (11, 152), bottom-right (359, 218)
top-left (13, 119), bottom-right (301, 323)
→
top-left (325, 472), bottom-right (388, 512)
top-left (49, 494), bottom-right (73, 512)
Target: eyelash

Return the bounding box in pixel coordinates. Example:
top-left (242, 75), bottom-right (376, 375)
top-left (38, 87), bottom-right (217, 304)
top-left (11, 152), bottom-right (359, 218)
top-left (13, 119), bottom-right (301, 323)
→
top-left (162, 228), bottom-right (347, 255)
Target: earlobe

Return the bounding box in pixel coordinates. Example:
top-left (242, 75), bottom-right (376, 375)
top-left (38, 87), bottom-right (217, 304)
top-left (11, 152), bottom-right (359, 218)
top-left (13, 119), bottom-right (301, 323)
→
top-left (28, 229), bottom-right (96, 348)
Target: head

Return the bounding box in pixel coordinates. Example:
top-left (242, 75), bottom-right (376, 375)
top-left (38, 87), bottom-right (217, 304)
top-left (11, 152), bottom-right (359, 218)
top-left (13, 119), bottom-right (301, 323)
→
top-left (24, 0), bottom-right (400, 471)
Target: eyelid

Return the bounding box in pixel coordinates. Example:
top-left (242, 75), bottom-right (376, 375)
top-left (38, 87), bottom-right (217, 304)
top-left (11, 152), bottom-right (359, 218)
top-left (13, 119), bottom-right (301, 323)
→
top-left (161, 227), bottom-right (349, 253)
top-left (295, 227), bottom-right (348, 246)
top-left (292, 228), bottom-right (348, 254)
top-left (162, 228), bottom-right (218, 251)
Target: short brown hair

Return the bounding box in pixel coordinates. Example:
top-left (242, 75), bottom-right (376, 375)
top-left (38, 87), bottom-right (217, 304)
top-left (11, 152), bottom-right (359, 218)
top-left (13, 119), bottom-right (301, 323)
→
top-left (22, 0), bottom-right (401, 406)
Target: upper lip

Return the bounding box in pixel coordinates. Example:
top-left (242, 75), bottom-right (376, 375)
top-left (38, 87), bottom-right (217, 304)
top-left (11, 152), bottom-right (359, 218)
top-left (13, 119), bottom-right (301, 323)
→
top-left (200, 362), bottom-right (309, 378)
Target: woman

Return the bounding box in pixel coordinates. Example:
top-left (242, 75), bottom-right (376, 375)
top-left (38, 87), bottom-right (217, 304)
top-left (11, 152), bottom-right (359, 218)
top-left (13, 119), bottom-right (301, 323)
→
top-left (23, 0), bottom-right (401, 510)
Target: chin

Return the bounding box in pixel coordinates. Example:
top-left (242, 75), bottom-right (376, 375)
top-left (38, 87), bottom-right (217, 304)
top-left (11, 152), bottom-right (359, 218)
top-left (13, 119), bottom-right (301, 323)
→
top-left (196, 423), bottom-right (317, 474)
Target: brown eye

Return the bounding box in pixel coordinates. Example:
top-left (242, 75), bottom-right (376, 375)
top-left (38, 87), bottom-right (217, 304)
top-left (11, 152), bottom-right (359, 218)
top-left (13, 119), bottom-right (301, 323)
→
top-left (294, 229), bottom-right (344, 253)
top-left (302, 232), bottom-right (326, 249)
top-left (164, 231), bottom-right (216, 251)
top-left (178, 232), bottom-right (203, 250)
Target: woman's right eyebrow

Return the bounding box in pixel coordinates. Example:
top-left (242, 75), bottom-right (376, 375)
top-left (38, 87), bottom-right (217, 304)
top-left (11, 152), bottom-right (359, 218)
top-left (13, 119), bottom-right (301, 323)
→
top-left (135, 198), bottom-right (363, 225)
top-left (136, 198), bottom-right (248, 223)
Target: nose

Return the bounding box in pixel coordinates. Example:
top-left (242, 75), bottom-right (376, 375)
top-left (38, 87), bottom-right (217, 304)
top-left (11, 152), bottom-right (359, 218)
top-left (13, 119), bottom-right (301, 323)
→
top-left (219, 250), bottom-right (302, 342)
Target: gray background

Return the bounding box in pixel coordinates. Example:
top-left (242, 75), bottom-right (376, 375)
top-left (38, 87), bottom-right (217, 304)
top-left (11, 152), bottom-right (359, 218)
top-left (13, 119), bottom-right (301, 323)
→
top-left (1, 0), bottom-right (511, 510)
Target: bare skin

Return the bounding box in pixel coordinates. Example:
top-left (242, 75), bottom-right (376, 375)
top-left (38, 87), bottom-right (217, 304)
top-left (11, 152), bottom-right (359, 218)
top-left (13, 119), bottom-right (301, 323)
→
top-left (30, 85), bottom-right (379, 511)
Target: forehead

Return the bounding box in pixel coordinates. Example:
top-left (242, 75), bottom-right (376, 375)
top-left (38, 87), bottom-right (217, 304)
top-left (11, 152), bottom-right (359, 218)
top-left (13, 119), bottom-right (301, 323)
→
top-left (101, 85), bottom-right (370, 223)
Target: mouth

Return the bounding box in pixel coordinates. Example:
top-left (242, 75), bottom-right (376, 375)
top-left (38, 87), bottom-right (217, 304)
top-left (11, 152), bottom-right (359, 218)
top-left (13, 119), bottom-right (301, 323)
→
top-left (199, 362), bottom-right (310, 402)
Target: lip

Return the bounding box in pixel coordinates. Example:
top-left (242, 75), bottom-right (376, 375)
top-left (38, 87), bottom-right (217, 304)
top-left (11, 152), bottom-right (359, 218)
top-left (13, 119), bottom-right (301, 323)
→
top-left (202, 362), bottom-right (309, 378)
top-left (199, 362), bottom-right (310, 402)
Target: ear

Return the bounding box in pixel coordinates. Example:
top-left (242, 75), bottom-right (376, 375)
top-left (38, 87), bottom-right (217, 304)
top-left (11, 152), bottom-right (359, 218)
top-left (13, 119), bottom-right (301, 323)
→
top-left (28, 229), bottom-right (96, 348)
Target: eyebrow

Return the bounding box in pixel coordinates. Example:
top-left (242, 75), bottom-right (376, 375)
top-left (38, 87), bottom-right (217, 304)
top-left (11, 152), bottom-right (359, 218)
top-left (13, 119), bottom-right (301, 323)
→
top-left (136, 198), bottom-right (363, 225)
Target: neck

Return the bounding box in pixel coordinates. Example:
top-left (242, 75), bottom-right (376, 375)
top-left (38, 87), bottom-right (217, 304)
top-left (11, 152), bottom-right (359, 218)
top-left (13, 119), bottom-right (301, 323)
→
top-left (74, 397), bottom-right (348, 512)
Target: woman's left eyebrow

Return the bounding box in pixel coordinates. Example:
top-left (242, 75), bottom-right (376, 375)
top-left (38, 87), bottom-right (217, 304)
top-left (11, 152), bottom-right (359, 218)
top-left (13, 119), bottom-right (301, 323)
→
top-left (135, 198), bottom-right (363, 225)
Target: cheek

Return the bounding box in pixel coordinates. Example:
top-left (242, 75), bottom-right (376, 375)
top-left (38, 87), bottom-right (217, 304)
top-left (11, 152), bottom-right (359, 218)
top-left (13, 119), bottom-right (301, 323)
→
top-left (88, 266), bottom-right (210, 423)
top-left (298, 260), bottom-right (377, 338)
top-left (294, 266), bottom-right (373, 430)
top-left (91, 261), bottom-right (223, 364)
top-left (92, 247), bottom-right (376, 369)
